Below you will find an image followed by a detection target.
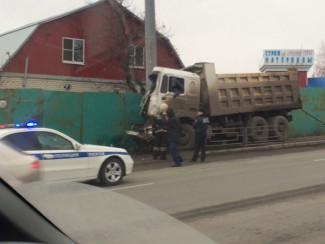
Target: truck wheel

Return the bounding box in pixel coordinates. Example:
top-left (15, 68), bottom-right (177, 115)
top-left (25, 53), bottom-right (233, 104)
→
top-left (268, 116), bottom-right (289, 140)
top-left (178, 123), bottom-right (195, 150)
top-left (99, 158), bottom-right (124, 186)
top-left (248, 116), bottom-right (269, 142)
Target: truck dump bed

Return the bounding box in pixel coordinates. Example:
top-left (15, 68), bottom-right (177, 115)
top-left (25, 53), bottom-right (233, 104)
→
top-left (213, 71), bottom-right (301, 116)
top-left (186, 63), bottom-right (301, 116)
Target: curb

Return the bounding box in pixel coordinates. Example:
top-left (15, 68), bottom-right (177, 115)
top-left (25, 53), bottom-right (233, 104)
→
top-left (206, 139), bottom-right (325, 155)
top-left (131, 138), bottom-right (325, 168)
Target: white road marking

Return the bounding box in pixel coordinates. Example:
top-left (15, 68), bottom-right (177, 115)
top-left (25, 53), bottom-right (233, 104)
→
top-left (110, 182), bottom-right (155, 191)
top-left (313, 158), bottom-right (325, 162)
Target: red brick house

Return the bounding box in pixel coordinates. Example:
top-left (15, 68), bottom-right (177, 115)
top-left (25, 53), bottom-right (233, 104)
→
top-left (0, 0), bottom-right (183, 93)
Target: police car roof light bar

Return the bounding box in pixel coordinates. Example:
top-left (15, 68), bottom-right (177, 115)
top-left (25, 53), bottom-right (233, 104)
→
top-left (0, 120), bottom-right (38, 129)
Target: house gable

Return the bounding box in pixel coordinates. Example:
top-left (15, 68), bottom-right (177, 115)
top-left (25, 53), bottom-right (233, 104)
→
top-left (0, 25), bottom-right (38, 69)
top-left (0, 0), bottom-right (183, 88)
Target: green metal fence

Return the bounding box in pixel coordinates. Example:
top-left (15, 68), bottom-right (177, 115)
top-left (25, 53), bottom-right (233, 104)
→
top-left (289, 88), bottom-right (325, 137)
top-left (0, 87), bottom-right (325, 150)
top-left (0, 89), bottom-right (143, 149)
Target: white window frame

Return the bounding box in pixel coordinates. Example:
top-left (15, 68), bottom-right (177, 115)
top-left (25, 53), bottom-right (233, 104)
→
top-left (127, 45), bottom-right (144, 69)
top-left (62, 38), bottom-right (85, 65)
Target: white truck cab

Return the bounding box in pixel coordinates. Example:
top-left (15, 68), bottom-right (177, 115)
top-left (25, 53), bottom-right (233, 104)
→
top-left (142, 67), bottom-right (201, 119)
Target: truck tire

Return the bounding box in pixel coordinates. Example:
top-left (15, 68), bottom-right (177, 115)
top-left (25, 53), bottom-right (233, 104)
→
top-left (178, 123), bottom-right (195, 150)
top-left (248, 116), bottom-right (269, 142)
top-left (268, 116), bottom-right (289, 140)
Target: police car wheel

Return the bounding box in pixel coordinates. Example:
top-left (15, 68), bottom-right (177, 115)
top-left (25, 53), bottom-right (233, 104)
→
top-left (99, 158), bottom-right (124, 186)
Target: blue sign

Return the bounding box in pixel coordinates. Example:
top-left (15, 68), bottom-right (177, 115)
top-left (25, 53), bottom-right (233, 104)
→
top-left (260, 49), bottom-right (314, 72)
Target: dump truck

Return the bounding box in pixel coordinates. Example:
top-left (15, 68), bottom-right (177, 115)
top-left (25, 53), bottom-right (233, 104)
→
top-left (127, 62), bottom-right (302, 149)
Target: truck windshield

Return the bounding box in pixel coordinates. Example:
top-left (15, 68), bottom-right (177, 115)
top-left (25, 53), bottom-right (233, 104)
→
top-left (139, 73), bottom-right (158, 116)
top-left (148, 73), bottom-right (158, 94)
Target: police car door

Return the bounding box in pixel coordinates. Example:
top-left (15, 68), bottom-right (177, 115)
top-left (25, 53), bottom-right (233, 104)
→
top-left (34, 131), bottom-right (89, 181)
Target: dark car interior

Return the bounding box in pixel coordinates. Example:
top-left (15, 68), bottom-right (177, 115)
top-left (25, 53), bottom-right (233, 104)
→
top-left (0, 178), bottom-right (75, 244)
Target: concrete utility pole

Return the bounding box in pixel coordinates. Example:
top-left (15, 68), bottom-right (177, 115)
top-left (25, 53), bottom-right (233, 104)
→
top-left (145, 0), bottom-right (157, 91)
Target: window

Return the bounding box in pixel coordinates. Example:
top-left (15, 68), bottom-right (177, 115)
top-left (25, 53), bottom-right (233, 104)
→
top-left (127, 45), bottom-right (144, 68)
top-left (62, 38), bottom-right (85, 65)
top-left (36, 132), bottom-right (74, 150)
top-left (2, 131), bottom-right (74, 151)
top-left (160, 75), bottom-right (169, 93)
top-left (160, 75), bottom-right (185, 95)
top-left (3, 132), bottom-right (42, 151)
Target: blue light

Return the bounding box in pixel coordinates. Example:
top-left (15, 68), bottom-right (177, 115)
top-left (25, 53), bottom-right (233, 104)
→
top-left (25, 121), bottom-right (38, 128)
top-left (15, 123), bottom-right (21, 127)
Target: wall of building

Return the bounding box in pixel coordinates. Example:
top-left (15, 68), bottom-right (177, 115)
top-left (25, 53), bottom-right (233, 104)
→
top-left (2, 1), bottom-right (183, 83)
top-left (307, 77), bottom-right (325, 87)
top-left (0, 74), bottom-right (129, 93)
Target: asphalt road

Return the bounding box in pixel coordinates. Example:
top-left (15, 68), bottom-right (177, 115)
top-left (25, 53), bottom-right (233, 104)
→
top-left (106, 141), bottom-right (325, 243)
top-left (189, 191), bottom-right (325, 243)
top-left (112, 144), bottom-right (325, 213)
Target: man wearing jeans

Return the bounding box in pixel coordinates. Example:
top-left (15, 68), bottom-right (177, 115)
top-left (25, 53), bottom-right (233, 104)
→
top-left (165, 108), bottom-right (183, 167)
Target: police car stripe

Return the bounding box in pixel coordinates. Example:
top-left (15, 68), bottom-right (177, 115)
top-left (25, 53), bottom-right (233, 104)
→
top-left (32, 151), bottom-right (129, 160)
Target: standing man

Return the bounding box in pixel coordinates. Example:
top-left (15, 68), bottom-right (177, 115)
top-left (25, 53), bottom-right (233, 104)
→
top-left (165, 107), bottom-right (183, 167)
top-left (152, 103), bottom-right (168, 160)
top-left (191, 108), bottom-right (209, 162)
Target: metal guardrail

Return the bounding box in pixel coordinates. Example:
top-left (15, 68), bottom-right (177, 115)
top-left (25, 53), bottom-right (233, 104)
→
top-left (207, 126), bottom-right (287, 149)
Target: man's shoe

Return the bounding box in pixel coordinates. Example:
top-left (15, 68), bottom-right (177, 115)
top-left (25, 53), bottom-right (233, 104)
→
top-left (171, 164), bottom-right (181, 167)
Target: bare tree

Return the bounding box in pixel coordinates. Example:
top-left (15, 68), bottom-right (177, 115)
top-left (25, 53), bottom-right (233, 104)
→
top-left (85, 0), bottom-right (178, 92)
top-left (312, 41), bottom-right (325, 77)
top-left (85, 0), bottom-right (146, 92)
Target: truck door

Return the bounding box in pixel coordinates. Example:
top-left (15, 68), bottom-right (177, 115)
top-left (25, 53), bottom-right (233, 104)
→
top-left (159, 75), bottom-right (186, 116)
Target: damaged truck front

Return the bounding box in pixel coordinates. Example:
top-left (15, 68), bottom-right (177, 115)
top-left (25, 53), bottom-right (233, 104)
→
top-left (126, 67), bottom-right (200, 147)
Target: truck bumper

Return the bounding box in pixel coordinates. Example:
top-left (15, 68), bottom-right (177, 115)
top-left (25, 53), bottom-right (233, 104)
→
top-left (125, 129), bottom-right (154, 142)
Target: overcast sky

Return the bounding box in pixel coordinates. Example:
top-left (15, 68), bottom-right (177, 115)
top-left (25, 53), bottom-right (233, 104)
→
top-left (1, 0), bottom-right (325, 74)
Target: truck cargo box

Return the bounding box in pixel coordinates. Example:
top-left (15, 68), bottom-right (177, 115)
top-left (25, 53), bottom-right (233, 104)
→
top-left (185, 63), bottom-right (301, 116)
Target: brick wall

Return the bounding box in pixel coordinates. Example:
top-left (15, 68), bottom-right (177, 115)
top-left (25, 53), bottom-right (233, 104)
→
top-left (0, 73), bottom-right (130, 93)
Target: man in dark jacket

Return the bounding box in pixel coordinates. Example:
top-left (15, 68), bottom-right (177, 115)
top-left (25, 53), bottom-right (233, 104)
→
top-left (191, 108), bottom-right (209, 162)
top-left (165, 108), bottom-right (183, 167)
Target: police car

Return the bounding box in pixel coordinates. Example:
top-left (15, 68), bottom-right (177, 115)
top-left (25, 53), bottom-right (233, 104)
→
top-left (0, 141), bottom-right (41, 183)
top-left (0, 121), bottom-right (134, 186)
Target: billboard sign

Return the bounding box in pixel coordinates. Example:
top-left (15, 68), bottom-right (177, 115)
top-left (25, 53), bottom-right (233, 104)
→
top-left (260, 49), bottom-right (314, 72)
